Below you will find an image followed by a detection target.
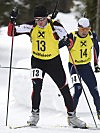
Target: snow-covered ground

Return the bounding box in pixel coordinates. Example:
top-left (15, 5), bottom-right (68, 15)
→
top-left (0, 12), bottom-right (100, 133)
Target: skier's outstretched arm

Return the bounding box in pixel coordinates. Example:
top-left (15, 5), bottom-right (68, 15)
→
top-left (8, 8), bottom-right (33, 36)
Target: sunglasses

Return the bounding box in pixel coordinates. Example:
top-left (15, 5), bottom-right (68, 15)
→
top-left (35, 17), bottom-right (46, 21)
top-left (79, 27), bottom-right (91, 31)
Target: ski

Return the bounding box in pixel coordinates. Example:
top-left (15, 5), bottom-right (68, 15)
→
top-left (56, 125), bottom-right (100, 130)
top-left (72, 126), bottom-right (100, 130)
top-left (86, 127), bottom-right (100, 130)
top-left (9, 124), bottom-right (100, 130)
top-left (9, 124), bottom-right (38, 129)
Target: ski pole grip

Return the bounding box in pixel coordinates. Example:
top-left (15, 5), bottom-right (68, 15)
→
top-left (10, 7), bottom-right (18, 25)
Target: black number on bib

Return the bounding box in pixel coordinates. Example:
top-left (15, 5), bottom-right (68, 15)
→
top-left (31, 69), bottom-right (42, 79)
top-left (80, 49), bottom-right (87, 58)
top-left (72, 75), bottom-right (77, 83)
top-left (33, 70), bottom-right (39, 77)
top-left (37, 40), bottom-right (46, 51)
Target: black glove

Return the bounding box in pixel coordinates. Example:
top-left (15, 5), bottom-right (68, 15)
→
top-left (64, 38), bottom-right (71, 47)
top-left (51, 10), bottom-right (59, 19)
top-left (62, 37), bottom-right (73, 47)
top-left (94, 65), bottom-right (100, 73)
top-left (10, 7), bottom-right (18, 24)
top-left (59, 37), bottom-right (70, 49)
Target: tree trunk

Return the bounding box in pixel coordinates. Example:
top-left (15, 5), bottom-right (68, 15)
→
top-left (96, 0), bottom-right (100, 39)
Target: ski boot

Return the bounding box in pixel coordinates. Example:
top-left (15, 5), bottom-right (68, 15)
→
top-left (27, 109), bottom-right (39, 126)
top-left (67, 112), bottom-right (87, 128)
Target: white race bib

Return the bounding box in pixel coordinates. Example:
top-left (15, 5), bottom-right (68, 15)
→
top-left (30, 68), bottom-right (43, 79)
top-left (71, 74), bottom-right (80, 85)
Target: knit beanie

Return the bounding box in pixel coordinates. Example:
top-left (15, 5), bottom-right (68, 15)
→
top-left (34, 5), bottom-right (48, 17)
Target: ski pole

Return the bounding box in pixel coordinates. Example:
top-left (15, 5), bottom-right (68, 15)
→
top-left (0, 66), bottom-right (30, 70)
top-left (68, 48), bottom-right (98, 128)
top-left (6, 7), bottom-right (18, 126)
top-left (6, 23), bottom-right (15, 126)
top-left (51, 0), bottom-right (59, 19)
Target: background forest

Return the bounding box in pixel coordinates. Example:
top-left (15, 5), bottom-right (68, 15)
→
top-left (0, 0), bottom-right (100, 39)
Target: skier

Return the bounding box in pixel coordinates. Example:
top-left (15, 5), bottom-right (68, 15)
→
top-left (8, 5), bottom-right (86, 128)
top-left (60, 17), bottom-right (100, 120)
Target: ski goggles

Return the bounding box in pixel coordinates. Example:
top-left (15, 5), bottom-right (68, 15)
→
top-left (35, 17), bottom-right (46, 21)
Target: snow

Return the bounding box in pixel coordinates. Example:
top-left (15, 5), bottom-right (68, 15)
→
top-left (0, 12), bottom-right (100, 133)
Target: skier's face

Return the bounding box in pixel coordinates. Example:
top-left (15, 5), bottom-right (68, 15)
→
top-left (78, 27), bottom-right (91, 37)
top-left (35, 17), bottom-right (48, 27)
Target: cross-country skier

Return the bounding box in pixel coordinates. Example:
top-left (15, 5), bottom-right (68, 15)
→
top-left (59, 17), bottom-right (100, 120)
top-left (8, 5), bottom-right (86, 128)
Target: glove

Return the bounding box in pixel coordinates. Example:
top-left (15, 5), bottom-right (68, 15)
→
top-left (94, 65), bottom-right (100, 73)
top-left (62, 37), bottom-right (73, 48)
top-left (10, 7), bottom-right (18, 24)
top-left (51, 10), bottom-right (59, 19)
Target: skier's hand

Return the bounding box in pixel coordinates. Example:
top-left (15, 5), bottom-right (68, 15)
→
top-left (10, 7), bottom-right (18, 24)
top-left (61, 37), bottom-right (73, 48)
top-left (94, 65), bottom-right (100, 73)
top-left (51, 10), bottom-right (59, 19)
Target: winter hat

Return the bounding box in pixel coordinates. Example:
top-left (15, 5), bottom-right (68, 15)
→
top-left (34, 5), bottom-right (48, 17)
top-left (78, 17), bottom-right (90, 28)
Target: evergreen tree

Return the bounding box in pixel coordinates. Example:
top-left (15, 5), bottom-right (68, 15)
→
top-left (0, 0), bottom-right (14, 26)
top-left (0, 0), bottom-right (74, 25)
top-left (79, 0), bottom-right (100, 40)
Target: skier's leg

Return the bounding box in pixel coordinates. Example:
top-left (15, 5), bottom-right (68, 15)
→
top-left (46, 56), bottom-right (74, 112)
top-left (68, 63), bottom-right (82, 111)
top-left (27, 68), bottom-right (45, 125)
top-left (55, 71), bottom-right (86, 128)
top-left (46, 56), bottom-right (86, 128)
top-left (73, 83), bottom-right (82, 110)
top-left (80, 64), bottom-right (100, 120)
top-left (31, 78), bottom-right (43, 111)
